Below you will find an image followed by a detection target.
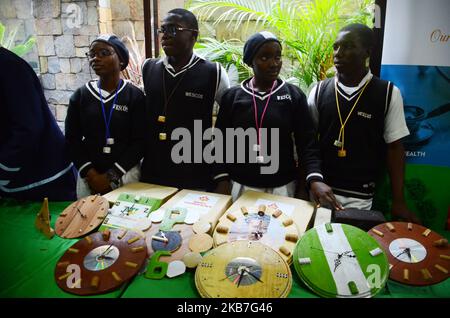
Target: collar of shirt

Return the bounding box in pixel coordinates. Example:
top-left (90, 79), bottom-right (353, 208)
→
top-left (335, 70), bottom-right (373, 95)
top-left (162, 53), bottom-right (200, 73)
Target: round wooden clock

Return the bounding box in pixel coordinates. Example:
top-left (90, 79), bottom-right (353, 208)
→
top-left (55, 228), bottom-right (147, 295)
top-left (369, 222), bottom-right (449, 286)
top-left (293, 223), bottom-right (389, 298)
top-left (195, 240), bottom-right (292, 298)
top-left (212, 205), bottom-right (299, 264)
top-left (55, 195), bottom-right (110, 238)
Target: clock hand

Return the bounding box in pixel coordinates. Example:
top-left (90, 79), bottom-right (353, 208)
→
top-left (76, 207), bottom-right (86, 218)
top-left (99, 244), bottom-right (114, 258)
top-left (236, 271), bottom-right (244, 287)
top-left (243, 268), bottom-right (264, 283)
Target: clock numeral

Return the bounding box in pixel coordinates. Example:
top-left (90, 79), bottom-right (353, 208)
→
top-left (422, 229), bottom-right (431, 237)
top-left (434, 264), bottom-right (448, 274)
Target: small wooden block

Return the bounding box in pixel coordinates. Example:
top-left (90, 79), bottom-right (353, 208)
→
top-left (421, 268), bottom-right (432, 280)
top-left (258, 205), bottom-right (266, 213)
top-left (422, 229), bottom-right (431, 237)
top-left (433, 239), bottom-right (448, 247)
top-left (68, 248), bottom-right (79, 253)
top-left (112, 271), bottom-right (122, 282)
top-left (282, 219), bottom-right (293, 227)
top-left (127, 236), bottom-right (140, 244)
top-left (386, 223), bottom-right (395, 232)
top-left (325, 223), bottom-right (333, 233)
top-left (403, 269), bottom-right (409, 281)
top-left (298, 257), bottom-right (311, 265)
top-left (272, 209), bottom-right (282, 218)
top-left (226, 214), bottom-right (237, 222)
top-left (279, 246), bottom-right (291, 257)
top-left (157, 115), bottom-right (166, 123)
top-left (348, 281), bottom-right (358, 295)
top-left (407, 223), bottom-right (413, 230)
top-left (118, 230), bottom-right (128, 240)
top-left (125, 261), bottom-right (138, 268)
top-left (131, 246), bottom-right (145, 253)
top-left (240, 207), bottom-right (249, 215)
top-left (85, 236), bottom-right (92, 245)
top-left (57, 261), bottom-right (70, 267)
top-left (285, 233), bottom-right (298, 243)
top-left (440, 254), bottom-right (450, 260)
top-left (102, 229), bottom-right (111, 241)
top-left (372, 229), bottom-right (384, 237)
top-left (216, 225), bottom-right (229, 234)
top-left (370, 248), bottom-right (382, 257)
top-left (91, 276), bottom-right (99, 288)
top-left (434, 264), bottom-right (448, 274)
top-left (58, 272), bottom-right (71, 281)
top-left (159, 133), bottom-right (167, 141)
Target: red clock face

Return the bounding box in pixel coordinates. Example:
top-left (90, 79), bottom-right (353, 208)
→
top-left (369, 222), bottom-right (449, 286)
top-left (55, 229), bottom-right (147, 295)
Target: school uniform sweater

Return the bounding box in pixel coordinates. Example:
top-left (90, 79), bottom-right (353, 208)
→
top-left (65, 80), bottom-right (146, 177)
top-left (314, 76), bottom-right (393, 198)
top-left (214, 78), bottom-right (322, 188)
top-left (140, 56), bottom-right (220, 189)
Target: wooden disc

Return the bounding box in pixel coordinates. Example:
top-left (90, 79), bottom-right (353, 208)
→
top-left (195, 241), bottom-right (292, 298)
top-left (369, 222), bottom-right (450, 286)
top-left (55, 195), bottom-right (109, 239)
top-left (182, 252), bottom-right (203, 269)
top-left (54, 229), bottom-right (147, 295)
top-left (193, 220), bottom-right (211, 234)
top-left (189, 233), bottom-right (213, 253)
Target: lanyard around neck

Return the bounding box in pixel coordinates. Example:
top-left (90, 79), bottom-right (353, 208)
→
top-left (98, 79), bottom-right (122, 141)
top-left (334, 78), bottom-right (371, 153)
top-left (250, 78), bottom-right (276, 146)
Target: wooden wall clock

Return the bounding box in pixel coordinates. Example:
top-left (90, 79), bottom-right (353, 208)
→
top-left (54, 229), bottom-right (147, 295)
top-left (293, 223), bottom-right (389, 298)
top-left (195, 241), bottom-right (292, 298)
top-left (55, 195), bottom-right (109, 239)
top-left (369, 222), bottom-right (449, 286)
top-left (212, 205), bottom-right (299, 264)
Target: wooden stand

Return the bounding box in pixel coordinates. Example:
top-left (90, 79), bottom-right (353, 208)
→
top-left (35, 198), bottom-right (54, 239)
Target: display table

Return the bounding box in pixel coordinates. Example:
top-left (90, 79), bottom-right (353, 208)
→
top-left (0, 198), bottom-right (448, 298)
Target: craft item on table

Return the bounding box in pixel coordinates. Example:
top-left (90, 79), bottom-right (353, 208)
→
top-left (35, 197), bottom-right (54, 239)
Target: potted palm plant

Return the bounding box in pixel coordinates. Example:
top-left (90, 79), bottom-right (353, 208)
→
top-left (187, 0), bottom-right (373, 91)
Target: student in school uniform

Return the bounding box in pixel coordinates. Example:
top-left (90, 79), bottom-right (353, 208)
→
top-left (307, 23), bottom-right (420, 223)
top-left (140, 8), bottom-right (230, 190)
top-left (65, 35), bottom-right (146, 198)
top-left (213, 31), bottom-right (323, 201)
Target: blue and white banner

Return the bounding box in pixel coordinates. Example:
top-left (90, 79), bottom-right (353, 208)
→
top-left (381, 0), bottom-right (450, 167)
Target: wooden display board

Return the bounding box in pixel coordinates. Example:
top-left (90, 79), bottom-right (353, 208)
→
top-left (226, 190), bottom-right (315, 236)
top-left (103, 182), bottom-right (178, 204)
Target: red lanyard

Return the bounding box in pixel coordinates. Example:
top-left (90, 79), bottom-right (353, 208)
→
top-left (250, 78), bottom-right (276, 146)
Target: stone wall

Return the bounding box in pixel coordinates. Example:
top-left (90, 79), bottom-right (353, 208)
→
top-left (0, 0), bottom-right (39, 69)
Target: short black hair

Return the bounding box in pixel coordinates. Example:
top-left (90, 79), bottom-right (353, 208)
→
top-left (167, 8), bottom-right (199, 32)
top-left (339, 23), bottom-right (374, 50)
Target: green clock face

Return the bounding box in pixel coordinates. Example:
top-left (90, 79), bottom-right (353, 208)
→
top-left (293, 223), bottom-right (389, 298)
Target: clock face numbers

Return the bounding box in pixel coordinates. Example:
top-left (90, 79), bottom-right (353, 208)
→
top-left (389, 238), bottom-right (427, 264)
top-left (195, 241), bottom-right (292, 298)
